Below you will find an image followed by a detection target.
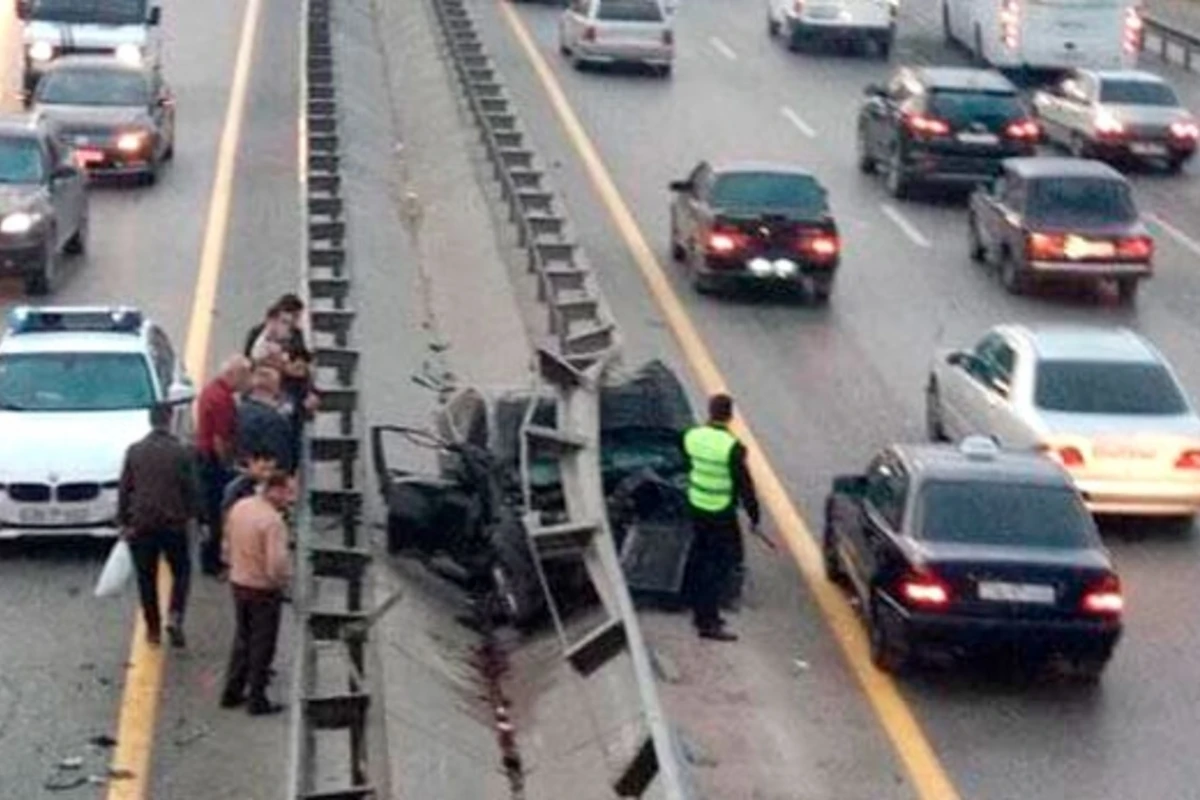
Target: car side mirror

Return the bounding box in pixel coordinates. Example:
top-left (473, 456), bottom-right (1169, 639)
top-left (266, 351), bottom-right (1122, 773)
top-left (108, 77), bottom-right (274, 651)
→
top-left (157, 94), bottom-right (174, 108)
top-left (167, 378), bottom-right (196, 405)
top-left (148, 5), bottom-right (162, 25)
top-left (863, 83), bottom-right (886, 97)
top-left (669, 179), bottom-right (692, 193)
top-left (15, 0), bottom-right (30, 20)
top-left (832, 474), bottom-right (867, 497)
top-left (946, 351), bottom-right (968, 367)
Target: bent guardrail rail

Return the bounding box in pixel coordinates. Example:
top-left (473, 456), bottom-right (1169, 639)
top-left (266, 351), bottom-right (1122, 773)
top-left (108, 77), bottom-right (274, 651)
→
top-left (1143, 13), bottom-right (1200, 72)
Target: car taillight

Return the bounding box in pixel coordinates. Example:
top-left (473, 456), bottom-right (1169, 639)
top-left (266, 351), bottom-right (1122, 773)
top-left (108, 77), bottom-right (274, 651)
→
top-left (1026, 232), bottom-right (1066, 260)
top-left (1005, 119), bottom-right (1040, 141)
top-left (707, 228), bottom-right (746, 253)
top-left (1038, 443), bottom-right (1085, 468)
top-left (582, 25), bottom-right (597, 41)
top-left (1000, 0), bottom-right (1020, 48)
top-left (904, 113), bottom-right (950, 137)
top-left (899, 570), bottom-right (951, 609)
top-left (662, 29), bottom-right (673, 45)
top-left (1170, 120), bottom-right (1199, 139)
top-left (1123, 7), bottom-right (1143, 55)
top-left (1116, 235), bottom-right (1153, 260)
top-left (1095, 111), bottom-right (1125, 136)
top-left (1081, 573), bottom-right (1124, 616)
top-left (1175, 449), bottom-right (1200, 469)
top-left (800, 233), bottom-right (839, 259)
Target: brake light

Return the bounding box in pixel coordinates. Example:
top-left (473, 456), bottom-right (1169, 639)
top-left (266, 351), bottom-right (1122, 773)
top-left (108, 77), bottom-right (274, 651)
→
top-left (1095, 110), bottom-right (1125, 136)
top-left (899, 570), bottom-right (951, 608)
top-left (1081, 574), bottom-right (1124, 615)
top-left (1123, 7), bottom-right (1143, 55)
top-left (1038, 443), bottom-right (1085, 467)
top-left (1000, 0), bottom-right (1020, 48)
top-left (800, 233), bottom-right (839, 259)
top-left (1170, 120), bottom-right (1199, 139)
top-left (1026, 232), bottom-right (1066, 260)
top-left (662, 29), bottom-right (673, 45)
top-left (1116, 235), bottom-right (1153, 260)
top-left (904, 113), bottom-right (950, 137)
top-left (707, 228), bottom-right (746, 253)
top-left (1005, 119), bottom-right (1040, 140)
top-left (1175, 449), bottom-right (1200, 469)
top-left (582, 25), bottom-right (597, 41)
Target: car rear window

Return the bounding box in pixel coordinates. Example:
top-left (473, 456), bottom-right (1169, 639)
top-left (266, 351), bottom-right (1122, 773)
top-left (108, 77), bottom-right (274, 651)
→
top-left (1099, 79), bottom-right (1180, 107)
top-left (927, 90), bottom-right (1024, 126)
top-left (596, 0), bottom-right (664, 21)
top-left (1034, 360), bottom-right (1189, 415)
top-left (0, 138), bottom-right (46, 184)
top-left (710, 172), bottom-right (828, 214)
top-left (30, 0), bottom-right (147, 25)
top-left (1025, 177), bottom-right (1137, 226)
top-left (919, 481), bottom-right (1095, 549)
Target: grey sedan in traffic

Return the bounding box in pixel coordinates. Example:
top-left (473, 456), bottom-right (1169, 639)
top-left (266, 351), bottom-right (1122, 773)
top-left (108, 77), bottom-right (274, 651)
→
top-left (925, 324), bottom-right (1200, 518)
top-left (559, 0), bottom-right (674, 76)
top-left (1032, 69), bottom-right (1198, 172)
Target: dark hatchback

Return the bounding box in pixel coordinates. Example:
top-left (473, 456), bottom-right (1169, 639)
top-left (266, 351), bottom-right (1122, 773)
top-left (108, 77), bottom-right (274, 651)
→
top-left (823, 437), bottom-right (1123, 680)
top-left (668, 161), bottom-right (840, 302)
top-left (857, 67), bottom-right (1040, 199)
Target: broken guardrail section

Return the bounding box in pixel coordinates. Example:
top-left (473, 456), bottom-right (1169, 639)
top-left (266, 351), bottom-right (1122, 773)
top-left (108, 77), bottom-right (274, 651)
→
top-left (288, 0), bottom-right (381, 797)
top-left (1142, 14), bottom-right (1200, 73)
top-left (426, 0), bottom-right (692, 795)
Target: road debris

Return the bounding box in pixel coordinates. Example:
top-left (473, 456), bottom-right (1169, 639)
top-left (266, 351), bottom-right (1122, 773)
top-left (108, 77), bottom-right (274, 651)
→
top-left (43, 774), bottom-right (87, 792)
top-left (173, 724), bottom-right (211, 747)
top-left (88, 734), bottom-right (117, 749)
top-left (57, 756), bottom-right (84, 770)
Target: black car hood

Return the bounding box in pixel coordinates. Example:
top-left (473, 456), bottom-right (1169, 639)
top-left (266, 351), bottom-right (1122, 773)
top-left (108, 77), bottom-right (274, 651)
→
top-left (0, 184), bottom-right (50, 215)
top-left (36, 104), bottom-right (153, 131)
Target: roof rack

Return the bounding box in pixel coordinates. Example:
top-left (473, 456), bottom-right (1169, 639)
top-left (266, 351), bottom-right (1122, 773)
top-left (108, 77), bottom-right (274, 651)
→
top-left (6, 306), bottom-right (145, 335)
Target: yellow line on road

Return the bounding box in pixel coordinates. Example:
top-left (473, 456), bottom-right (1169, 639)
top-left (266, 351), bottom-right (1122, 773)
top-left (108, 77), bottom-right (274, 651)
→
top-left (497, 5), bottom-right (961, 799)
top-left (106, 0), bottom-right (265, 795)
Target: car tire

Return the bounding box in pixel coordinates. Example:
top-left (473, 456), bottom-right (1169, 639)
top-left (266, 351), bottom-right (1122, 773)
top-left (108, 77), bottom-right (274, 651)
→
top-left (1116, 277), bottom-right (1139, 305)
top-left (869, 595), bottom-right (910, 674)
top-left (163, 137), bottom-right (175, 162)
top-left (886, 149), bottom-right (908, 199)
top-left (856, 125), bottom-right (876, 174)
top-left (925, 380), bottom-right (948, 441)
top-left (1071, 656), bottom-right (1109, 684)
top-left (1166, 156), bottom-right (1186, 174)
top-left (24, 236), bottom-right (56, 297)
top-left (767, 13), bottom-right (780, 36)
top-left (787, 27), bottom-right (805, 52)
top-left (670, 223), bottom-right (686, 262)
top-left (875, 35), bottom-right (892, 59)
top-left (658, 63), bottom-right (673, 78)
top-left (822, 507), bottom-right (847, 585)
top-left (64, 212), bottom-right (87, 256)
top-left (1000, 254), bottom-right (1028, 295)
top-left (967, 213), bottom-right (985, 262)
top-left (810, 280), bottom-right (832, 305)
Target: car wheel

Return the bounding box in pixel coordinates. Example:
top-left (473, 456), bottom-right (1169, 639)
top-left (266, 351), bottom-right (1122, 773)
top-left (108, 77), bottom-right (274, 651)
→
top-left (967, 213), bottom-right (985, 262)
top-left (868, 595), bottom-right (910, 674)
top-left (1166, 156), bottom-right (1186, 174)
top-left (64, 212), bottom-right (87, 256)
top-left (142, 160), bottom-right (159, 186)
top-left (163, 137), bottom-right (175, 162)
top-left (767, 12), bottom-right (780, 36)
top-left (886, 149), bottom-right (908, 199)
top-left (810, 280), bottom-right (832, 305)
top-left (856, 125), bottom-right (876, 174)
top-left (1000, 254), bottom-right (1027, 295)
top-left (925, 380), bottom-right (948, 441)
top-left (875, 34), bottom-right (892, 59)
top-left (670, 221), bottom-right (686, 262)
top-left (1071, 656), bottom-right (1109, 684)
top-left (1116, 277), bottom-right (1139, 305)
top-left (24, 236), bottom-right (56, 297)
top-left (658, 63), bottom-right (672, 78)
top-left (822, 510), bottom-right (847, 585)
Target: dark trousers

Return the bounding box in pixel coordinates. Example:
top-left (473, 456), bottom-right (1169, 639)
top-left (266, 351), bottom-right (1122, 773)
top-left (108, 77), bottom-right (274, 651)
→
top-left (223, 584), bottom-right (283, 702)
top-left (199, 454), bottom-right (234, 573)
top-left (129, 527), bottom-right (191, 634)
top-left (688, 512), bottom-right (742, 631)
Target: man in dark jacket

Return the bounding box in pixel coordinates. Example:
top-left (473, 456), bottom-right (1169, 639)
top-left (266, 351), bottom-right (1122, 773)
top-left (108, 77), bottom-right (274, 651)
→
top-left (236, 365), bottom-right (295, 474)
top-left (118, 403), bottom-right (199, 648)
top-left (681, 393), bottom-right (761, 642)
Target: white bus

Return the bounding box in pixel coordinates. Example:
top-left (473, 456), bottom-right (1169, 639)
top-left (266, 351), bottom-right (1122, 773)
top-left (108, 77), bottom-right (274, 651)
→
top-left (941, 0), bottom-right (1143, 71)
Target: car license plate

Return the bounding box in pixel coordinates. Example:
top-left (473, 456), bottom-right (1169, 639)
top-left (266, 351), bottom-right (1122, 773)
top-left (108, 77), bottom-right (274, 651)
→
top-left (957, 132), bottom-right (998, 145)
top-left (978, 581), bottom-right (1056, 604)
top-left (75, 149), bottom-right (104, 165)
top-left (18, 505), bottom-right (93, 525)
top-left (1063, 236), bottom-right (1115, 260)
top-left (1130, 142), bottom-right (1167, 156)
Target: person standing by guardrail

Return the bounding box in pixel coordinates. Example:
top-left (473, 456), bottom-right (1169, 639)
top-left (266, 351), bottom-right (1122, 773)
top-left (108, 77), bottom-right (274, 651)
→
top-left (220, 471), bottom-right (295, 715)
top-left (682, 393), bottom-right (763, 642)
top-left (236, 364), bottom-right (296, 475)
top-left (196, 354), bottom-right (252, 577)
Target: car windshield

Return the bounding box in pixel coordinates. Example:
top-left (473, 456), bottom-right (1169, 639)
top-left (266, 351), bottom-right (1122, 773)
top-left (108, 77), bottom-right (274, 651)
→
top-left (710, 172), bottom-right (827, 214)
top-left (919, 480), bottom-right (1095, 549)
top-left (36, 69), bottom-right (150, 106)
top-left (1100, 79), bottom-right (1179, 106)
top-left (596, 0), bottom-right (663, 21)
top-left (1026, 177), bottom-right (1137, 226)
top-left (928, 90), bottom-right (1024, 126)
top-left (1034, 359), bottom-right (1189, 415)
top-left (29, 0), bottom-right (147, 24)
top-left (0, 138), bottom-right (45, 184)
top-left (0, 352), bottom-right (154, 412)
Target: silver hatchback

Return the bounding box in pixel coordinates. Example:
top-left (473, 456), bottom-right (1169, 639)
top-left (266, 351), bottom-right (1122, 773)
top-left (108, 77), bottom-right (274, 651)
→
top-left (925, 325), bottom-right (1200, 518)
top-left (559, 0), bottom-right (674, 76)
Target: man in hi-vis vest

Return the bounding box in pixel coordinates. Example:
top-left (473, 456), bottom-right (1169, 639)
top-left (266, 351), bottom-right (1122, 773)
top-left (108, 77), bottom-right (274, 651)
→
top-left (682, 393), bottom-right (761, 641)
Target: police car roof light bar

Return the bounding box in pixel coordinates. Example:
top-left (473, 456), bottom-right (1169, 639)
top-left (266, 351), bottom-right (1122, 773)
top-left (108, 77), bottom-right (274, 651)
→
top-left (6, 306), bottom-right (144, 335)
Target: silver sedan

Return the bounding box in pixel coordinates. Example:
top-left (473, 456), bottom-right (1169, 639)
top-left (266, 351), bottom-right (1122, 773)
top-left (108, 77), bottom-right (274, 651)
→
top-left (1032, 69), bottom-right (1198, 173)
top-left (559, 0), bottom-right (674, 76)
top-left (925, 324), bottom-right (1200, 518)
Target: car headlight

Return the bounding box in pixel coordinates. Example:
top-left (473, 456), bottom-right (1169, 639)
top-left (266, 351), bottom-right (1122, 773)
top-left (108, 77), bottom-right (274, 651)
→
top-left (116, 131), bottom-right (149, 152)
top-left (0, 212), bottom-right (42, 235)
top-left (27, 41), bottom-right (54, 62)
top-left (115, 43), bottom-right (143, 65)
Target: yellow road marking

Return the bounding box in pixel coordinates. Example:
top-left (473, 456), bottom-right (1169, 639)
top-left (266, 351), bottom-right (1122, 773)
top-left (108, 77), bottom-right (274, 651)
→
top-left (106, 0), bottom-right (265, 795)
top-left (497, 5), bottom-right (961, 799)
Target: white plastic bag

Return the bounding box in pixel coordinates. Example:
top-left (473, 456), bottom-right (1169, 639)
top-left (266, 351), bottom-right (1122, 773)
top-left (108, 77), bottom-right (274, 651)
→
top-left (95, 539), bottom-right (134, 598)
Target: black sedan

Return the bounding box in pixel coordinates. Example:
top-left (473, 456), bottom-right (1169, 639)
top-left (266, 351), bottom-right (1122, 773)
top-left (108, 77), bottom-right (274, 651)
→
top-left (32, 55), bottom-right (175, 186)
top-left (823, 436), bottom-right (1123, 680)
top-left (668, 160), bottom-right (840, 303)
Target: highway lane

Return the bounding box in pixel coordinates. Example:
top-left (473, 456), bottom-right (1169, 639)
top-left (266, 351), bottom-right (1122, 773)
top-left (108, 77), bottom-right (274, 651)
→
top-left (0, 0), bottom-right (300, 795)
top-left (473, 0), bottom-right (1200, 796)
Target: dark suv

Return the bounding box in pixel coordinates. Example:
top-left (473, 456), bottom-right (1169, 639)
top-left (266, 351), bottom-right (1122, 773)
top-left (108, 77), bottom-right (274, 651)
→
top-left (0, 115), bottom-right (88, 295)
top-left (857, 67), bottom-right (1040, 199)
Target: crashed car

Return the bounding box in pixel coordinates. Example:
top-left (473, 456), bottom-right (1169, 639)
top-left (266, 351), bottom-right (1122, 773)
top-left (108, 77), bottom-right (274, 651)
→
top-left (372, 360), bottom-right (701, 628)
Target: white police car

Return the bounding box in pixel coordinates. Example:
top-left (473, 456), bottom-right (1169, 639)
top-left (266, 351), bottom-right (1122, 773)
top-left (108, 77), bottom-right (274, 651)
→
top-left (0, 306), bottom-right (194, 538)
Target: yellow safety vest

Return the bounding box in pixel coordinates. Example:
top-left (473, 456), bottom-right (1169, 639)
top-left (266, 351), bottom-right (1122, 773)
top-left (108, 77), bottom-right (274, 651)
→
top-left (684, 425), bottom-right (738, 513)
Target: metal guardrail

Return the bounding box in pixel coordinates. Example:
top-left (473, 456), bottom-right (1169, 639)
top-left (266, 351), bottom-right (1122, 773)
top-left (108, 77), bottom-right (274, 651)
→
top-left (287, 0), bottom-right (380, 797)
top-left (426, 0), bottom-right (692, 796)
top-left (1143, 13), bottom-right (1200, 72)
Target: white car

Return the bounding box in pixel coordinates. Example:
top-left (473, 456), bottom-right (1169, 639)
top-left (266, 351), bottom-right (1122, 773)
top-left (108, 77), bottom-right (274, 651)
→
top-left (925, 324), bottom-right (1200, 518)
top-left (0, 306), bottom-right (195, 538)
top-left (767, 0), bottom-right (896, 58)
top-left (559, 0), bottom-right (674, 76)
